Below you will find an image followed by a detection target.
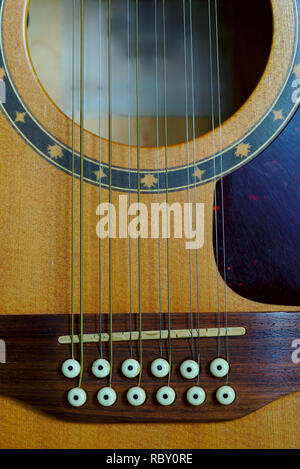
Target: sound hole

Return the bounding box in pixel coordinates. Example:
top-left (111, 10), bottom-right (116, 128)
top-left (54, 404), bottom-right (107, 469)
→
top-left (27, 0), bottom-right (272, 147)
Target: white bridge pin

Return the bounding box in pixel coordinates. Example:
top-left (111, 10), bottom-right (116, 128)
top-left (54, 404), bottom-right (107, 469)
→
top-left (210, 358), bottom-right (230, 378)
top-left (151, 358), bottom-right (170, 378)
top-left (186, 386), bottom-right (206, 406)
top-left (127, 387), bottom-right (146, 406)
top-left (121, 358), bottom-right (140, 378)
top-left (92, 358), bottom-right (110, 378)
top-left (216, 385), bottom-right (236, 405)
top-left (61, 359), bottom-right (80, 379)
top-left (180, 359), bottom-right (199, 379)
top-left (97, 387), bottom-right (117, 407)
top-left (156, 386), bottom-right (176, 406)
top-left (67, 387), bottom-right (87, 407)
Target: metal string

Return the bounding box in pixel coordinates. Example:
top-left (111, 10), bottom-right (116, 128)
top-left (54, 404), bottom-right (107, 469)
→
top-left (188, 0), bottom-right (201, 380)
top-left (78, 0), bottom-right (85, 389)
top-left (98, 0), bottom-right (103, 358)
top-left (154, 0), bottom-right (163, 358)
top-left (108, 0), bottom-right (114, 388)
top-left (135, 0), bottom-right (143, 388)
top-left (214, 0), bottom-right (230, 377)
top-left (127, 0), bottom-right (133, 358)
top-left (182, 0), bottom-right (195, 361)
top-left (208, 0), bottom-right (222, 357)
top-left (71, 0), bottom-right (76, 361)
top-left (162, 0), bottom-right (172, 386)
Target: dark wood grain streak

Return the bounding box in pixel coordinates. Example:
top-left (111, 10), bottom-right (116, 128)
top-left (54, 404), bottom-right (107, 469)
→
top-left (0, 312), bottom-right (299, 423)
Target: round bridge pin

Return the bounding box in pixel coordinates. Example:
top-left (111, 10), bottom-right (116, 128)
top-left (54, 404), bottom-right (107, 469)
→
top-left (127, 386), bottom-right (146, 406)
top-left (92, 358), bottom-right (110, 378)
top-left (156, 386), bottom-right (176, 406)
top-left (61, 359), bottom-right (81, 379)
top-left (210, 358), bottom-right (230, 378)
top-left (186, 386), bottom-right (206, 406)
top-left (180, 360), bottom-right (199, 379)
top-left (151, 358), bottom-right (170, 378)
top-left (121, 358), bottom-right (140, 378)
top-left (97, 387), bottom-right (117, 407)
top-left (67, 387), bottom-right (87, 407)
top-left (216, 385), bottom-right (236, 405)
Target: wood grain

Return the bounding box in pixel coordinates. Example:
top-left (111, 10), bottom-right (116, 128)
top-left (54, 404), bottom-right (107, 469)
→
top-left (0, 313), bottom-right (299, 424)
top-left (0, 392), bottom-right (299, 449)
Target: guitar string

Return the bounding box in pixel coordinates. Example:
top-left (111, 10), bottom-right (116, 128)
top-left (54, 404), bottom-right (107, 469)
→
top-left (188, 0), bottom-right (201, 380)
top-left (71, 0), bottom-right (226, 387)
top-left (162, 0), bottom-right (172, 386)
top-left (98, 0), bottom-right (103, 358)
top-left (127, 0), bottom-right (133, 358)
top-left (71, 0), bottom-right (76, 361)
top-left (154, 0), bottom-right (163, 358)
top-left (108, 0), bottom-right (114, 389)
top-left (78, 0), bottom-right (85, 389)
top-left (207, 0), bottom-right (222, 358)
top-left (135, 0), bottom-right (143, 388)
top-left (182, 0), bottom-right (195, 361)
top-left (214, 0), bottom-right (230, 375)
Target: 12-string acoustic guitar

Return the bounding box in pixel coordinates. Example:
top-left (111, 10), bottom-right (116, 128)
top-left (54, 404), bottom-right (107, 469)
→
top-left (0, 0), bottom-right (300, 449)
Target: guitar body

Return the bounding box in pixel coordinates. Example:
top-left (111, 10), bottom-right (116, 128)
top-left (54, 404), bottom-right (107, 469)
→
top-left (0, 0), bottom-right (300, 448)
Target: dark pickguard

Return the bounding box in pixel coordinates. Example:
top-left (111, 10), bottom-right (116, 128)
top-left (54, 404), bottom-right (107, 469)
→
top-left (214, 108), bottom-right (300, 306)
